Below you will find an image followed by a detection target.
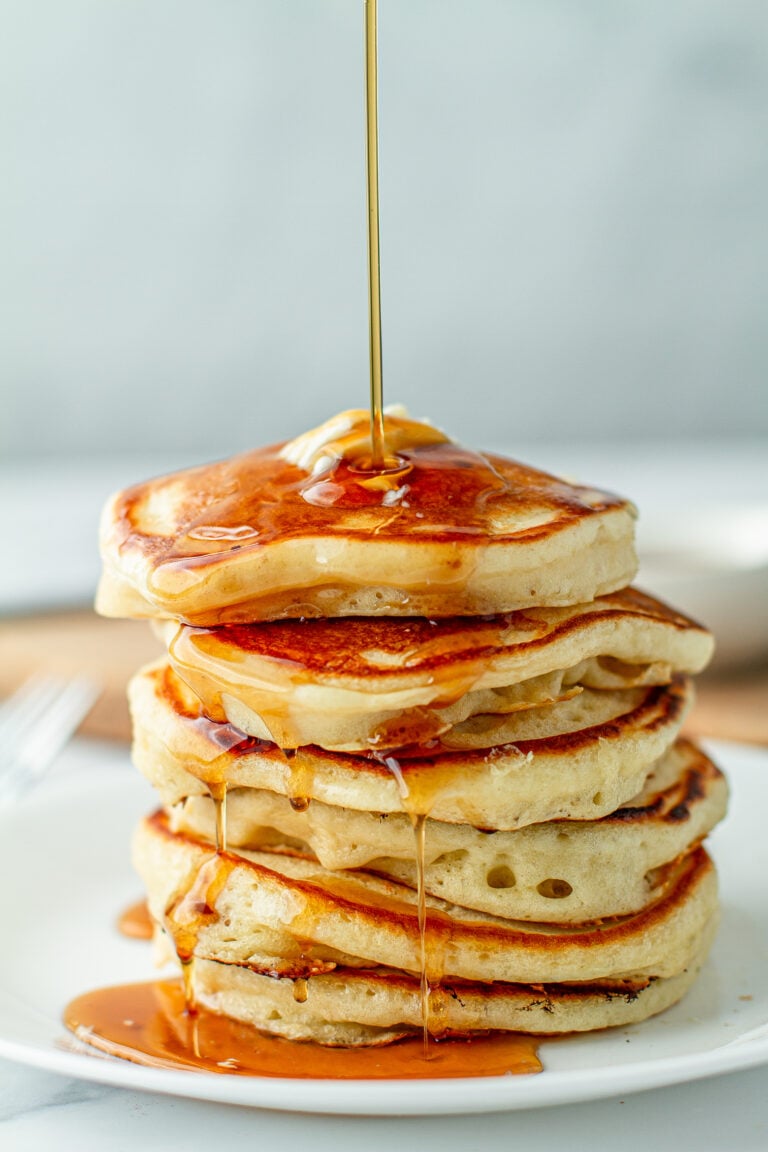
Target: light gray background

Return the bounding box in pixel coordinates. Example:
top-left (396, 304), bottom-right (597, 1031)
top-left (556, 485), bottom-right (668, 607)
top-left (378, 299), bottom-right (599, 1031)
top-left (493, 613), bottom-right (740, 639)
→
top-left (2, 0), bottom-right (766, 463)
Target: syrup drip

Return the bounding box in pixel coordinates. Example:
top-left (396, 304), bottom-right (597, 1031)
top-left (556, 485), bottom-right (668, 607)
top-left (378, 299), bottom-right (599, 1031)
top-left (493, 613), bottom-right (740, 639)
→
top-left (293, 977), bottom-right (309, 1004)
top-left (155, 684), bottom-right (237, 1013)
top-left (365, 0), bottom-right (386, 469)
top-left (378, 753), bottom-right (440, 1054)
top-left (209, 781), bottom-right (228, 854)
top-left (181, 957), bottom-right (196, 1012)
top-left (117, 900), bottom-right (153, 941)
top-left (278, 745), bottom-right (315, 813)
top-left (158, 662), bottom-right (272, 771)
top-left (64, 980), bottom-right (542, 1078)
top-left (158, 661), bottom-right (475, 826)
top-left (411, 812), bottom-right (431, 1058)
top-left (162, 854), bottom-right (236, 1013)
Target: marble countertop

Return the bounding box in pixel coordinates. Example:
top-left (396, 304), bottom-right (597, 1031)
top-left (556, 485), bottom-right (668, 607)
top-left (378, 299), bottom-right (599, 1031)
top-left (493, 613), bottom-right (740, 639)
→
top-left (3, 1055), bottom-right (768, 1151)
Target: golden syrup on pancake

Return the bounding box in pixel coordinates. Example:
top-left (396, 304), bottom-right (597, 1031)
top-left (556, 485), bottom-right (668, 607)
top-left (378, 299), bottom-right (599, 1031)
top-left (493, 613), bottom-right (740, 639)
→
top-left (156, 659), bottom-right (519, 828)
top-left (178, 614), bottom-right (510, 678)
top-left (375, 753), bottom-right (449, 1054)
top-left (115, 409), bottom-right (624, 598)
top-left (162, 854), bottom-right (237, 1012)
top-left (208, 781), bottom-right (228, 853)
top-left (292, 977), bottom-right (309, 1004)
top-left (156, 663), bottom-right (276, 787)
top-left (374, 746), bottom-right (463, 823)
top-left (159, 660), bottom-right (320, 805)
top-left (277, 746), bottom-right (315, 813)
top-left (132, 433), bottom-right (531, 576)
top-left (411, 812), bottom-right (431, 1057)
top-left (64, 980), bottom-right (543, 1078)
top-left (117, 900), bottom-right (153, 941)
top-left (166, 620), bottom-right (499, 757)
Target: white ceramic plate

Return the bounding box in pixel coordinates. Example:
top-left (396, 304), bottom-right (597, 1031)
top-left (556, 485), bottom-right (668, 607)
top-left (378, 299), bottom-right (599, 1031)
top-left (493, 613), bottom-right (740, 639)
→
top-left (0, 740), bottom-right (767, 1116)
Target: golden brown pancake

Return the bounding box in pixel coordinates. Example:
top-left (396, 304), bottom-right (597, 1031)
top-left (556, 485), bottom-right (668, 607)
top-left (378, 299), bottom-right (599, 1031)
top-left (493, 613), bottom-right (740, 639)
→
top-left (170, 738), bottom-right (727, 922)
top-left (160, 586), bottom-right (712, 750)
top-left (154, 930), bottom-right (716, 1045)
top-left (134, 811), bottom-right (718, 986)
top-left (130, 661), bottom-right (693, 828)
top-left (93, 410), bottom-right (725, 1050)
top-left (96, 410), bottom-right (637, 624)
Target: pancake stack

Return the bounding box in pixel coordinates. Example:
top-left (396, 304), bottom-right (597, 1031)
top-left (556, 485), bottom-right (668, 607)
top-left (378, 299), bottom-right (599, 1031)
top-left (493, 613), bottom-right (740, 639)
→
top-left (98, 409), bottom-right (726, 1047)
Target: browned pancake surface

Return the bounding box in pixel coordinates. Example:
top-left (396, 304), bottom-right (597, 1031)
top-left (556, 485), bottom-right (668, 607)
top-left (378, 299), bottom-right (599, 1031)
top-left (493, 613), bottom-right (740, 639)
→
top-left (111, 441), bottom-right (625, 561)
top-left (180, 587), bottom-right (708, 680)
top-left (97, 412), bottom-right (637, 623)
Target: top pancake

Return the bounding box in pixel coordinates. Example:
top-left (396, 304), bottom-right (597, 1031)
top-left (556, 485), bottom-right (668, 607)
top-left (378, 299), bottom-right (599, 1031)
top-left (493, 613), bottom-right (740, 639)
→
top-left (96, 409), bottom-right (637, 624)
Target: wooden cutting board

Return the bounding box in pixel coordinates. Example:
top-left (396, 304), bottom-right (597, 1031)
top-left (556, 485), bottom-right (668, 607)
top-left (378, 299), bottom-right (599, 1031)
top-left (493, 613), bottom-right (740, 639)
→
top-left (0, 610), bottom-right (162, 742)
top-left (0, 610), bottom-right (766, 746)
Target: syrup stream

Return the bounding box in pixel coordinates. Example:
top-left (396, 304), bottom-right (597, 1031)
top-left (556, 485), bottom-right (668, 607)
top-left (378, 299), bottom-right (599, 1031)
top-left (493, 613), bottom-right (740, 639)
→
top-left (365, 0), bottom-right (386, 468)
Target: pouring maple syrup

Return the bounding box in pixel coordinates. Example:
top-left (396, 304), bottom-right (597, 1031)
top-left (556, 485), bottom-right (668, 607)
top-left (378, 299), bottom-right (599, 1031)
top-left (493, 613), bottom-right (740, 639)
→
top-left (365, 0), bottom-right (386, 471)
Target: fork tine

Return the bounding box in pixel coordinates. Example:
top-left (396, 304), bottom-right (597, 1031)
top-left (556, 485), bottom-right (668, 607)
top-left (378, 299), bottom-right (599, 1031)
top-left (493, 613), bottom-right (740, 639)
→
top-left (0, 676), bottom-right (67, 744)
top-left (16, 677), bottom-right (100, 768)
top-left (0, 675), bottom-right (101, 805)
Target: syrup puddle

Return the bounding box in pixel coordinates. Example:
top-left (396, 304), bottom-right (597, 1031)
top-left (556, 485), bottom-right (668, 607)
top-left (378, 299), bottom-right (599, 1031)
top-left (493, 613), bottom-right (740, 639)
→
top-left (64, 981), bottom-right (542, 1079)
top-left (117, 900), bottom-right (153, 941)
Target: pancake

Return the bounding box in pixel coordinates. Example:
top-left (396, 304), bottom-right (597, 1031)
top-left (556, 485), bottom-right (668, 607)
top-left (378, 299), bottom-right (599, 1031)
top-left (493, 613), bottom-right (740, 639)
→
top-left (170, 738), bottom-right (727, 922)
top-left (153, 928), bottom-right (716, 1045)
top-left (161, 586), bottom-right (713, 750)
top-left (131, 662), bottom-right (692, 828)
top-left (134, 810), bottom-right (718, 987)
top-left (89, 411), bottom-right (726, 1055)
top-left (96, 409), bottom-right (637, 624)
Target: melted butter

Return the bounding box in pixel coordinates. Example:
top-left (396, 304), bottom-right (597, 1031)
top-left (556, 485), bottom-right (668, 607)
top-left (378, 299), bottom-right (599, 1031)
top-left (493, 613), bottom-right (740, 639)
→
top-left (279, 408), bottom-right (448, 477)
top-left (64, 980), bottom-right (543, 1078)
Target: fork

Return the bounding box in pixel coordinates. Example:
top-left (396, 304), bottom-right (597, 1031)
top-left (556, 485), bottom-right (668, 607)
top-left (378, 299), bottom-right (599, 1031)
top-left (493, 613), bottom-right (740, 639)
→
top-left (0, 674), bottom-right (101, 807)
